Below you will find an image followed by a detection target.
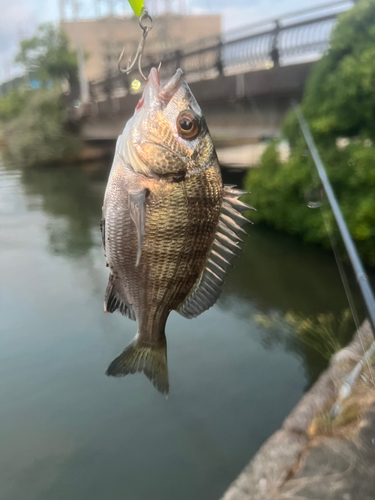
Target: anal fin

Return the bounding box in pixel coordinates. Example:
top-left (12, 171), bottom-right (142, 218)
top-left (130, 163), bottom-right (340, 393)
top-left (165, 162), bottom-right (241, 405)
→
top-left (104, 274), bottom-right (136, 321)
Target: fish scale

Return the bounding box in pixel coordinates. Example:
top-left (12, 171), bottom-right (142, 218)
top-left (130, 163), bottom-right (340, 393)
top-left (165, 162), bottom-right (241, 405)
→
top-left (139, 171), bottom-right (222, 336)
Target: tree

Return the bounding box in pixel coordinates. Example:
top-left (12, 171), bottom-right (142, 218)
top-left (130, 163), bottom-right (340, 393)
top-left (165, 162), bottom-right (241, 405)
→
top-left (0, 24), bottom-right (82, 165)
top-left (244, 0), bottom-right (375, 266)
top-left (15, 23), bottom-right (78, 87)
top-left (302, 0), bottom-right (375, 140)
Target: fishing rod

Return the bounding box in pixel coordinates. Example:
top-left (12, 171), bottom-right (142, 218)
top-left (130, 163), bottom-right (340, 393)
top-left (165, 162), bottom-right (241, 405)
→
top-left (294, 104), bottom-right (375, 417)
top-left (294, 104), bottom-right (375, 336)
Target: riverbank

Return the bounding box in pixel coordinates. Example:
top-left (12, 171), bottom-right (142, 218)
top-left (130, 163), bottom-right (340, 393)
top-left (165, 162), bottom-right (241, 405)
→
top-left (220, 321), bottom-right (375, 500)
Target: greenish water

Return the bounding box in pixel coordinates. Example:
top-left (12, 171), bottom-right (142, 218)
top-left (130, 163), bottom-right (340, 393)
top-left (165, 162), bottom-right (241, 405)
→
top-left (0, 161), bottom-right (369, 500)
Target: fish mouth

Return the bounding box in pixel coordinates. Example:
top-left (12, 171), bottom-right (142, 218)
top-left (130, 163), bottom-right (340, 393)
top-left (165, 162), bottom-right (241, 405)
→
top-left (146, 67), bottom-right (184, 106)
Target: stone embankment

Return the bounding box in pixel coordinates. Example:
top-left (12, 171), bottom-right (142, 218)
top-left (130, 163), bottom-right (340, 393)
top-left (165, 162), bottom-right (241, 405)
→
top-left (221, 321), bottom-right (375, 500)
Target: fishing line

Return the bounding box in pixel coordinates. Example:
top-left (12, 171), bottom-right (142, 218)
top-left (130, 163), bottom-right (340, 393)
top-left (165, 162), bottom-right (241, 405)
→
top-left (318, 206), bottom-right (361, 332)
top-left (318, 206), bottom-right (375, 387)
top-left (302, 148), bottom-right (362, 334)
top-left (303, 143), bottom-right (375, 386)
top-left (295, 105), bottom-right (375, 333)
top-left (302, 148), bottom-right (375, 419)
top-left (297, 108), bottom-right (375, 387)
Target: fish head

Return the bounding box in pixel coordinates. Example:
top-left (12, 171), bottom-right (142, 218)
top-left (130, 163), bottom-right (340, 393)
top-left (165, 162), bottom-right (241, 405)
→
top-left (120, 68), bottom-right (216, 178)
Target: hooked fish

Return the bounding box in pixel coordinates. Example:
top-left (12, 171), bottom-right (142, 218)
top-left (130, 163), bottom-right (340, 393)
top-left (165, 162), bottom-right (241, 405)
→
top-left (101, 68), bottom-right (253, 395)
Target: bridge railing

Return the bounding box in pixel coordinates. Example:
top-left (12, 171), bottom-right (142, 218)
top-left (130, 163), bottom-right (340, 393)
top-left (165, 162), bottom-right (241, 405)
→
top-left (88, 0), bottom-right (354, 103)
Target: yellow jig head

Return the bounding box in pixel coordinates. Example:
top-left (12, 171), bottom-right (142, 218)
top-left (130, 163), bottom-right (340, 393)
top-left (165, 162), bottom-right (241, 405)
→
top-left (128, 0), bottom-right (145, 17)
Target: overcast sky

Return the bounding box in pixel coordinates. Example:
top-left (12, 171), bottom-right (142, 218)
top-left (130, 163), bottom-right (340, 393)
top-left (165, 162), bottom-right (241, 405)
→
top-left (0, 0), bottom-right (342, 82)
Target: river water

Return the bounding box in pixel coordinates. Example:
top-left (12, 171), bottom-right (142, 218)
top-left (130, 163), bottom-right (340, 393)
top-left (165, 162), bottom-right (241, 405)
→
top-left (0, 160), bottom-right (368, 500)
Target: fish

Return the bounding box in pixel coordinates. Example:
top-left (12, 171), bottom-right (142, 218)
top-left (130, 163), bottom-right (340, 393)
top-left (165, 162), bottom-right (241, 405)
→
top-left (101, 67), bottom-right (254, 395)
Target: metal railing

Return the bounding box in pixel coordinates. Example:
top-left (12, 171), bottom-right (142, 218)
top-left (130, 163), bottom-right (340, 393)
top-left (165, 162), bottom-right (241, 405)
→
top-left (89, 0), bottom-right (355, 103)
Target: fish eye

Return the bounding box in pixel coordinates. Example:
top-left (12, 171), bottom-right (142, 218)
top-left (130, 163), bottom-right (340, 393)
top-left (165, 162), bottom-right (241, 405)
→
top-left (177, 111), bottom-right (200, 140)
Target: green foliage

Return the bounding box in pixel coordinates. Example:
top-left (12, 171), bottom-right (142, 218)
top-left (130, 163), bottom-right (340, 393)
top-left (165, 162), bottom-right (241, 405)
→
top-left (303, 0), bottom-right (375, 139)
top-left (5, 88), bottom-right (81, 167)
top-left (244, 0), bottom-right (375, 266)
top-left (0, 88), bottom-right (30, 122)
top-left (15, 23), bottom-right (78, 86)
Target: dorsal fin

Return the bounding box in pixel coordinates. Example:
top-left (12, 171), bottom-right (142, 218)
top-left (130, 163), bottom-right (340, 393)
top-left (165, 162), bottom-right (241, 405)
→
top-left (177, 185), bottom-right (254, 319)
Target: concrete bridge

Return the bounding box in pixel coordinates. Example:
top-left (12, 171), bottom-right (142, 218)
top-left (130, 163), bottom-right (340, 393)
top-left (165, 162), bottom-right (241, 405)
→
top-left (76, 1), bottom-right (354, 146)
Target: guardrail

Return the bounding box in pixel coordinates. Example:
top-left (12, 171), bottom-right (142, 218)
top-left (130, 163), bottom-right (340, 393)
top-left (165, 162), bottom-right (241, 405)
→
top-left (88, 0), bottom-right (354, 104)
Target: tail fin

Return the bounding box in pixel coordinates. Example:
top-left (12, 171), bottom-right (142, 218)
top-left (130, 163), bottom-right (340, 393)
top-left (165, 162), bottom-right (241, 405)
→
top-left (106, 337), bottom-right (169, 395)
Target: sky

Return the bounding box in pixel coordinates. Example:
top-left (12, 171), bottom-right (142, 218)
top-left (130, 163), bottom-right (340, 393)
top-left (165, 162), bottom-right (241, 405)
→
top-left (0, 0), bottom-right (346, 82)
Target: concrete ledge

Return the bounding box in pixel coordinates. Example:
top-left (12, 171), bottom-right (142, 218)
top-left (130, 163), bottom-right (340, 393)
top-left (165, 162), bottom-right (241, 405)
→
top-left (220, 321), bottom-right (374, 500)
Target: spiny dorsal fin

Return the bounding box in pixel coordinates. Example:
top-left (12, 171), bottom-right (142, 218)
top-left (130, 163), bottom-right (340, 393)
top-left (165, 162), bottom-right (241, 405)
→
top-left (177, 185), bottom-right (253, 319)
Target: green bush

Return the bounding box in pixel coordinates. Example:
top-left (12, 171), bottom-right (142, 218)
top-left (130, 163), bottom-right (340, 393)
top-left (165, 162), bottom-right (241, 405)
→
top-left (5, 88), bottom-right (81, 166)
top-left (0, 88), bottom-right (30, 123)
top-left (244, 0), bottom-right (375, 266)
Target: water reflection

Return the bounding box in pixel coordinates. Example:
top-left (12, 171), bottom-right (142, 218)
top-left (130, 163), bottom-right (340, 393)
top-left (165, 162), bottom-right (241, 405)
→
top-left (21, 163), bottom-right (109, 257)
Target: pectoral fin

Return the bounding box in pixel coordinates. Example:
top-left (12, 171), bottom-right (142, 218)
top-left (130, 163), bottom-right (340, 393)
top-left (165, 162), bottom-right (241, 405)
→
top-left (100, 216), bottom-right (105, 250)
top-left (128, 189), bottom-right (147, 267)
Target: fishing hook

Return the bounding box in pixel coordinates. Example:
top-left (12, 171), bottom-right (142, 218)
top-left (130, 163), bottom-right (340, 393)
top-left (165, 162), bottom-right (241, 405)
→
top-left (118, 8), bottom-right (154, 80)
